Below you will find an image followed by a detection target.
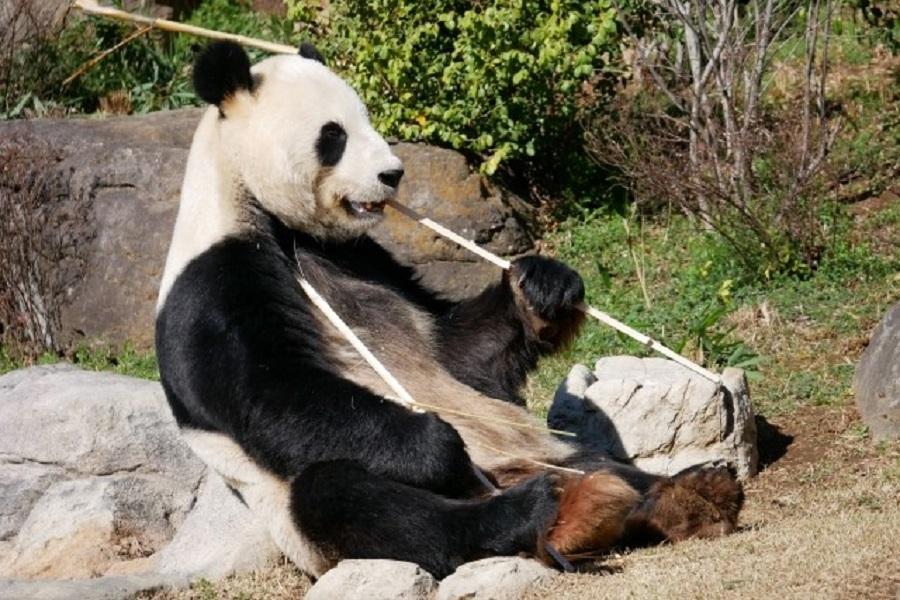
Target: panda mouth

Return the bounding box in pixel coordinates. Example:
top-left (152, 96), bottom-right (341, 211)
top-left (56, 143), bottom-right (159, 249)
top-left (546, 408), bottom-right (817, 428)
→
top-left (342, 197), bottom-right (386, 218)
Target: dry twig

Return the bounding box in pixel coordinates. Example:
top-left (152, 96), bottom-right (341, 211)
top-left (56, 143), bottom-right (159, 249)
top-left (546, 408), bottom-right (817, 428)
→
top-left (62, 24), bottom-right (153, 86)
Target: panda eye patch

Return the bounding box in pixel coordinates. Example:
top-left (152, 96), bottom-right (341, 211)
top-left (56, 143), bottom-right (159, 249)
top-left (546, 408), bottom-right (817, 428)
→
top-left (316, 121), bottom-right (348, 167)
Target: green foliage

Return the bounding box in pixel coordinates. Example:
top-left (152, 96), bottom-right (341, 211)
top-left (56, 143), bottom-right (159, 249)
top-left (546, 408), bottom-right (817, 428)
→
top-left (561, 209), bottom-right (759, 368)
top-left (4, 0), bottom-right (622, 175)
top-left (70, 344), bottom-right (160, 380)
top-left (287, 0), bottom-right (620, 174)
top-left (0, 0), bottom-right (287, 117)
top-left (840, 0), bottom-right (899, 52)
top-left (525, 196), bottom-right (899, 417)
top-left (0, 343), bottom-right (158, 380)
top-left (174, 0), bottom-right (295, 64)
top-left (0, 346), bottom-right (18, 375)
top-left (2, 16), bottom-right (183, 116)
top-left (73, 19), bottom-right (188, 114)
top-left (524, 208), bottom-right (762, 415)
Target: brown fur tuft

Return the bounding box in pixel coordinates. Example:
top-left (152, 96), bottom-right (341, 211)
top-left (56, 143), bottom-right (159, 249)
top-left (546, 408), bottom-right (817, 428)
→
top-left (626, 465), bottom-right (744, 543)
top-left (547, 472), bottom-right (641, 555)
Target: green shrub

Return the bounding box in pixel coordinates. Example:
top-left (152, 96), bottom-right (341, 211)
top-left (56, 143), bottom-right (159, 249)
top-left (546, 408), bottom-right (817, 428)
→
top-left (287, 0), bottom-right (620, 174)
top-left (1, 0), bottom-right (286, 117)
top-left (1, 14), bottom-right (183, 117)
top-left (6, 0), bottom-right (621, 181)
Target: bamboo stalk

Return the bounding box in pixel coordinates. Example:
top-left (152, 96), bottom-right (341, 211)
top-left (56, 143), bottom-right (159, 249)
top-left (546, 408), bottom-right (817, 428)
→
top-left (297, 274), bottom-right (421, 412)
top-left (386, 200), bottom-right (513, 270)
top-left (63, 24), bottom-right (153, 87)
top-left (297, 271), bottom-right (577, 438)
top-left (73, 0), bottom-right (297, 55)
top-left (387, 199), bottom-right (722, 385)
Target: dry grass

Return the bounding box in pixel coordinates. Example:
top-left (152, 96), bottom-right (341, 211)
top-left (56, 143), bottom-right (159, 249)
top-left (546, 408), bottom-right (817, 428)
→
top-left (137, 560), bottom-right (312, 600)
top-left (526, 502), bottom-right (900, 599)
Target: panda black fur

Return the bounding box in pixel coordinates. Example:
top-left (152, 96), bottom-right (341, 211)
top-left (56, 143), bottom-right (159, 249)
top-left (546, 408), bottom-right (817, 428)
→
top-left (156, 41), bottom-right (743, 579)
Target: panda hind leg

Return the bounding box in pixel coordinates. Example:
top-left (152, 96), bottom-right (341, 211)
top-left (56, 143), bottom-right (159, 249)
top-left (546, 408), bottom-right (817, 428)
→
top-left (545, 472), bottom-right (641, 557)
top-left (624, 464), bottom-right (744, 545)
top-left (490, 462), bottom-right (645, 558)
top-left (290, 460), bottom-right (560, 579)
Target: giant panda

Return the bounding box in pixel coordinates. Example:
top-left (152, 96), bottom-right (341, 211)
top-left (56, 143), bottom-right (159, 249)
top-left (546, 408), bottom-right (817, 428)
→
top-left (155, 41), bottom-right (743, 579)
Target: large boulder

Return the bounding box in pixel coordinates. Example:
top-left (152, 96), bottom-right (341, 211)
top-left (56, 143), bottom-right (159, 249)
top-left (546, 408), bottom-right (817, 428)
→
top-left (154, 472), bottom-right (279, 581)
top-left (0, 363), bottom-right (206, 577)
top-left (0, 365), bottom-right (278, 587)
top-left (854, 302), bottom-right (900, 440)
top-left (0, 111), bottom-right (531, 351)
top-left (549, 357), bottom-right (758, 479)
top-left (1, 110), bottom-right (200, 351)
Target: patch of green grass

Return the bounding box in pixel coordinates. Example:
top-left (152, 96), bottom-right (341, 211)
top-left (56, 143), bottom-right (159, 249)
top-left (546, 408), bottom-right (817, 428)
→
top-left (191, 579), bottom-right (218, 600)
top-left (0, 343), bottom-right (158, 381)
top-left (0, 346), bottom-right (20, 375)
top-left (526, 210), bottom-right (761, 416)
top-left (526, 196), bottom-right (899, 418)
top-left (70, 344), bottom-right (160, 380)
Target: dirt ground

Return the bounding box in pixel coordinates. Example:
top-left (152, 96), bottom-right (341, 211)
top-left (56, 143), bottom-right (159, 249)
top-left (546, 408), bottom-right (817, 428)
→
top-left (142, 404), bottom-right (900, 600)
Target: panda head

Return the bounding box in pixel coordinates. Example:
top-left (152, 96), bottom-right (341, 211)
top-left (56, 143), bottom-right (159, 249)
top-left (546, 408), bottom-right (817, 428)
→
top-left (193, 41), bottom-right (404, 240)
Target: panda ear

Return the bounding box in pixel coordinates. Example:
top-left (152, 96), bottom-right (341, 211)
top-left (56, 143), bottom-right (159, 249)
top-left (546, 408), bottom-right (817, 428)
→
top-left (298, 42), bottom-right (325, 65)
top-left (193, 41), bottom-right (254, 107)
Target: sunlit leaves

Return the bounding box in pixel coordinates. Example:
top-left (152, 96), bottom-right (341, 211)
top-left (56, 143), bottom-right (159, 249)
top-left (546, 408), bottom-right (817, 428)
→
top-left (286, 0), bottom-right (619, 173)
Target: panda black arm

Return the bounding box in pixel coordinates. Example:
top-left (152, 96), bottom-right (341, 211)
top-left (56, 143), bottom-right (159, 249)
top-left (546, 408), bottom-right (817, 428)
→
top-left (303, 234), bottom-right (585, 403)
top-left (433, 256), bottom-right (586, 403)
top-left (156, 236), bottom-right (486, 498)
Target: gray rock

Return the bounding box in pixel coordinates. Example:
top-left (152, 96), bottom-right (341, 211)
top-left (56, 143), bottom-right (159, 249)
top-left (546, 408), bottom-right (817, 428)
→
top-left (855, 302), bottom-right (900, 440)
top-left (0, 364), bottom-right (204, 483)
top-left (0, 463), bottom-right (64, 541)
top-left (549, 357), bottom-right (758, 479)
top-left (307, 559), bottom-right (437, 600)
top-left (437, 557), bottom-right (556, 600)
top-left (374, 143), bottom-right (532, 269)
top-left (0, 112), bottom-right (533, 350)
top-left (155, 472), bottom-right (280, 580)
top-left (0, 574), bottom-right (186, 600)
top-left (0, 365), bottom-right (281, 584)
top-left (6, 475), bottom-right (191, 579)
top-left (1, 110), bottom-right (201, 350)
top-left (721, 367), bottom-right (758, 479)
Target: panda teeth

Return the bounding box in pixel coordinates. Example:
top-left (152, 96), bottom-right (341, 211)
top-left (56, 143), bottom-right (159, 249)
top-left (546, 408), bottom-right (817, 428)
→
top-left (344, 198), bottom-right (386, 216)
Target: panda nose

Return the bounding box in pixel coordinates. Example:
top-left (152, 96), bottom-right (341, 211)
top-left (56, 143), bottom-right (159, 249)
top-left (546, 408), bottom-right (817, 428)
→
top-left (378, 169), bottom-right (404, 189)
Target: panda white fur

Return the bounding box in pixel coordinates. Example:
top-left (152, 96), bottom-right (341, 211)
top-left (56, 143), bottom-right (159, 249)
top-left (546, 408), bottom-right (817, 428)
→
top-left (155, 41), bottom-right (743, 579)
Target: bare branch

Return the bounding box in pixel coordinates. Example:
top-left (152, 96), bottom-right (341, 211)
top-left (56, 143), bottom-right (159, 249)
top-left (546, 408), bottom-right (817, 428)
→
top-left (587, 0), bottom-right (839, 273)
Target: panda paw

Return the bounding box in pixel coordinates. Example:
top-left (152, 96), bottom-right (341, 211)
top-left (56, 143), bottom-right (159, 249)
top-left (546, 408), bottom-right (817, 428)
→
top-left (509, 256), bottom-right (585, 344)
top-left (479, 473), bottom-right (561, 556)
top-left (626, 464), bottom-right (744, 544)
